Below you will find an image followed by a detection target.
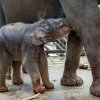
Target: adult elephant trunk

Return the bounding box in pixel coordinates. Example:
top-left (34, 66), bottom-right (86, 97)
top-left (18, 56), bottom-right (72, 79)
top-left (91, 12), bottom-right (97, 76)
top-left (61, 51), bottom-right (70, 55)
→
top-left (59, 0), bottom-right (100, 97)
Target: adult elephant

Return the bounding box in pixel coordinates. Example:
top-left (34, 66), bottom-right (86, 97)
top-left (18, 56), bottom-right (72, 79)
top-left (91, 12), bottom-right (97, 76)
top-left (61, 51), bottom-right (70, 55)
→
top-left (59, 0), bottom-right (100, 97)
top-left (0, 0), bottom-right (100, 97)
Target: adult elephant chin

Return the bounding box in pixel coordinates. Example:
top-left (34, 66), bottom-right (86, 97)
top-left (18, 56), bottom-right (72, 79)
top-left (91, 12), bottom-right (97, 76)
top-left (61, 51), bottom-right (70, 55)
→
top-left (60, 0), bottom-right (100, 97)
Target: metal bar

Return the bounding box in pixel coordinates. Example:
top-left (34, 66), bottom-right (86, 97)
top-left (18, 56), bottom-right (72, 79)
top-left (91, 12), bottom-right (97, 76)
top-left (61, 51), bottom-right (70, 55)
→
top-left (46, 49), bottom-right (66, 53)
top-left (54, 42), bottom-right (63, 50)
top-left (44, 46), bottom-right (50, 50)
top-left (57, 40), bottom-right (66, 49)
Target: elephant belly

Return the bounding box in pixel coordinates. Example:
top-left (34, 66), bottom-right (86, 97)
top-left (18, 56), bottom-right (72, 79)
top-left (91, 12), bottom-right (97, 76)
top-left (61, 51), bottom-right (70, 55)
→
top-left (1, 0), bottom-right (44, 23)
top-left (1, 0), bottom-right (61, 24)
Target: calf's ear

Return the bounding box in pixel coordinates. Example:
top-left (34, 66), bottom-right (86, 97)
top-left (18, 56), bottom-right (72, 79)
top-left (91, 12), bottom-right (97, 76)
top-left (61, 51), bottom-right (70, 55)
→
top-left (32, 31), bottom-right (47, 45)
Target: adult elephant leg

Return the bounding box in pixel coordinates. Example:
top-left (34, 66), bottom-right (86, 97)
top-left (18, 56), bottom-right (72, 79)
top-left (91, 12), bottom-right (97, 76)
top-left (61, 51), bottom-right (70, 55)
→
top-left (60, 0), bottom-right (100, 96)
top-left (61, 31), bottom-right (83, 86)
top-left (12, 61), bottom-right (23, 85)
top-left (38, 45), bottom-right (54, 89)
top-left (59, 0), bottom-right (84, 86)
top-left (81, 11), bottom-right (100, 97)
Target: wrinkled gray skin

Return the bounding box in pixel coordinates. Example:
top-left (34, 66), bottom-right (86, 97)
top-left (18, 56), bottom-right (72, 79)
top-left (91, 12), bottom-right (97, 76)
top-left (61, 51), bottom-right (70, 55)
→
top-left (60, 0), bottom-right (100, 97)
top-left (0, 18), bottom-right (70, 93)
top-left (0, 0), bottom-right (100, 96)
top-left (0, 0), bottom-right (63, 27)
top-left (0, 0), bottom-right (65, 79)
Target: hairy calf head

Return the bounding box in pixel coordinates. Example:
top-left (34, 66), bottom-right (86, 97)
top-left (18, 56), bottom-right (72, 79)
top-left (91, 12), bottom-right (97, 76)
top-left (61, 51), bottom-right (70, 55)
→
top-left (32, 18), bottom-right (71, 45)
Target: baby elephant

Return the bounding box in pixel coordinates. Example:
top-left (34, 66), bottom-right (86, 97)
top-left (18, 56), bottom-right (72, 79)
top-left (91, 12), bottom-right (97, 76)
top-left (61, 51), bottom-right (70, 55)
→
top-left (0, 18), bottom-right (70, 93)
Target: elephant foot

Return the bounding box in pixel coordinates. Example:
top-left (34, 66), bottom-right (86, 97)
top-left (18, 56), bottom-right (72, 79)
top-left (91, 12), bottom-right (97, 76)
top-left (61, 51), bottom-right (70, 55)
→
top-left (61, 75), bottom-right (83, 86)
top-left (90, 83), bottom-right (100, 97)
top-left (13, 78), bottom-right (23, 85)
top-left (0, 86), bottom-right (8, 92)
top-left (33, 85), bottom-right (46, 94)
top-left (44, 82), bottom-right (54, 89)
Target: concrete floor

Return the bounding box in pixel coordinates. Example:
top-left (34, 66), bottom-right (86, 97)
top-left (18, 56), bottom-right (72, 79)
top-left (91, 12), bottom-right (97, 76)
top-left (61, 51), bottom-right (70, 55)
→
top-left (0, 56), bottom-right (100, 100)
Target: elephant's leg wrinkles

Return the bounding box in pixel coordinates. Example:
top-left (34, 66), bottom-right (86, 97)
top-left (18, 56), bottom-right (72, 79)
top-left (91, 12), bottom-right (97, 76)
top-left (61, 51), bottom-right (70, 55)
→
top-left (22, 47), bottom-right (46, 93)
top-left (81, 8), bottom-right (100, 97)
top-left (90, 66), bottom-right (100, 97)
top-left (60, 0), bottom-right (100, 97)
top-left (61, 31), bottom-right (83, 86)
top-left (12, 61), bottom-right (23, 85)
top-left (38, 45), bottom-right (54, 89)
top-left (0, 74), bottom-right (8, 92)
top-left (23, 62), bottom-right (46, 93)
top-left (84, 20), bottom-right (100, 96)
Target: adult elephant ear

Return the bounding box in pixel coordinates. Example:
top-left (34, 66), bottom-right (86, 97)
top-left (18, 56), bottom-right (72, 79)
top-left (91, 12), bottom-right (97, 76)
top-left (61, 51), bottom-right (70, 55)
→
top-left (32, 28), bottom-right (48, 45)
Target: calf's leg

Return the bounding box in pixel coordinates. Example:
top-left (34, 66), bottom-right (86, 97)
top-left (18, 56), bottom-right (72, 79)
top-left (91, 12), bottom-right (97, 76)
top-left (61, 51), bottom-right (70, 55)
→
top-left (38, 45), bottom-right (54, 89)
top-left (0, 42), bottom-right (11, 92)
top-left (22, 47), bottom-right (46, 93)
top-left (12, 61), bottom-right (23, 85)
